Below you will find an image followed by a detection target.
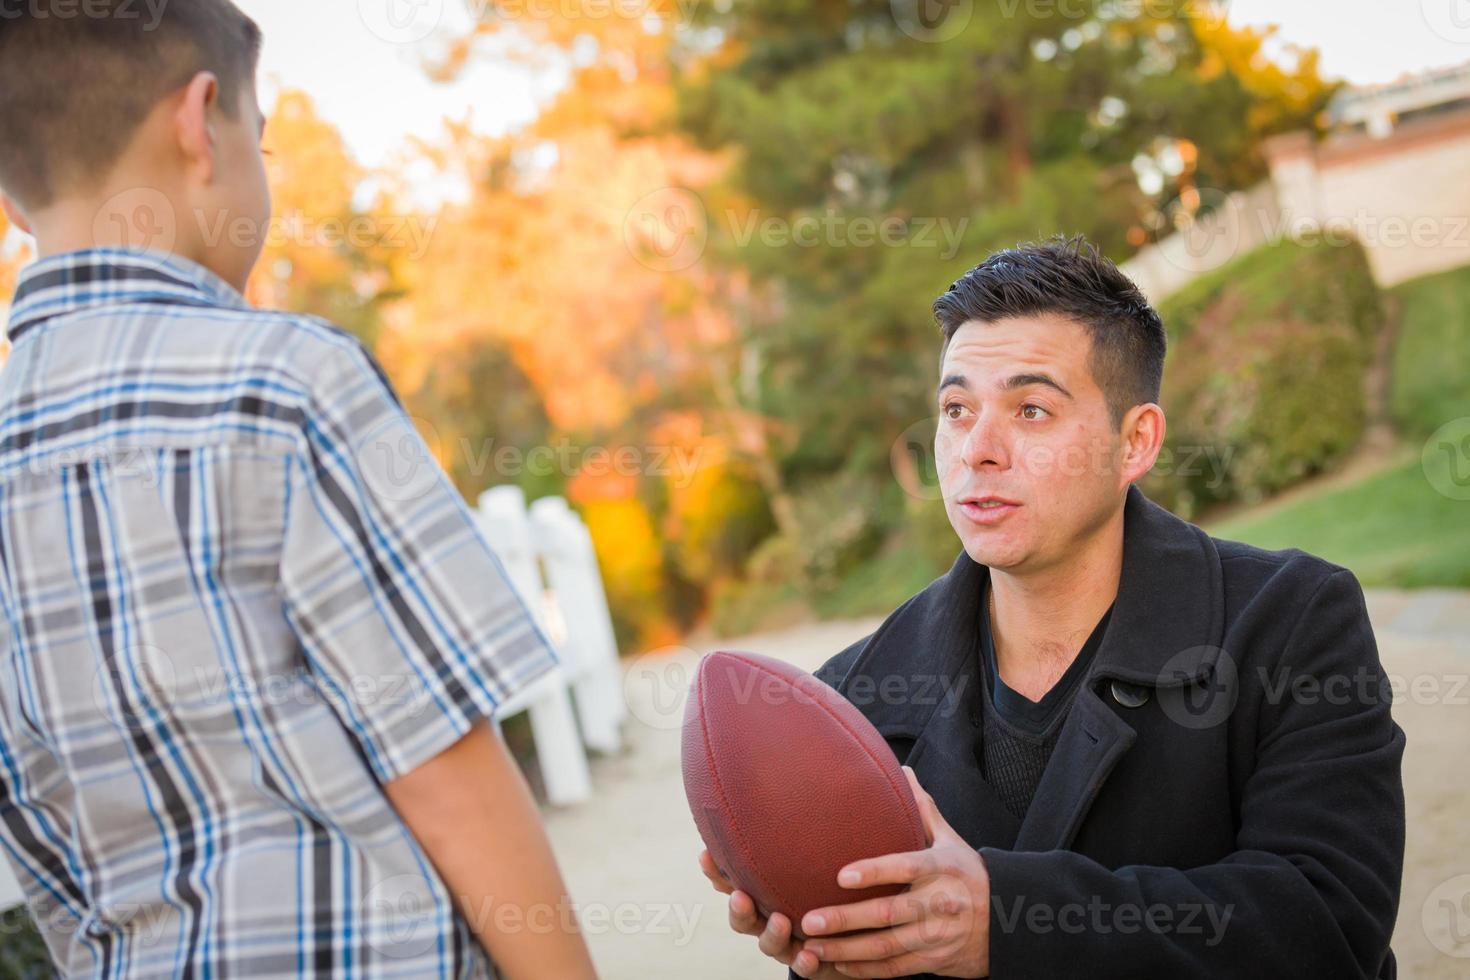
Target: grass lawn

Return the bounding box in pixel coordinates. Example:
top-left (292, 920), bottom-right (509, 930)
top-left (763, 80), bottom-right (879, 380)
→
top-left (1206, 452), bottom-right (1470, 588)
top-left (1210, 261), bottom-right (1470, 588)
top-left (1388, 263), bottom-right (1470, 437)
top-left (809, 540), bottom-right (949, 621)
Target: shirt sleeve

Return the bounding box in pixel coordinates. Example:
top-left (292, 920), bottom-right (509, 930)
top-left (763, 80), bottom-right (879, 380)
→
top-left (279, 335), bottom-right (560, 785)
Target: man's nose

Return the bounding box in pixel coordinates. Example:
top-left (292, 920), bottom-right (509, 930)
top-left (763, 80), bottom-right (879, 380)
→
top-left (957, 408), bottom-right (1008, 469)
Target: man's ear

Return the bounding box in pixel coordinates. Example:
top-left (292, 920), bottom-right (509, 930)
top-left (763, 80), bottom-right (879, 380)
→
top-left (1, 193), bottom-right (33, 236)
top-left (174, 71), bottom-right (222, 185)
top-left (1119, 401), bottom-right (1165, 486)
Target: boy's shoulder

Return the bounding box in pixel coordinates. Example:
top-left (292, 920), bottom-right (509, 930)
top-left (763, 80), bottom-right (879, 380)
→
top-left (226, 307), bottom-right (389, 400)
top-left (249, 309), bottom-right (374, 373)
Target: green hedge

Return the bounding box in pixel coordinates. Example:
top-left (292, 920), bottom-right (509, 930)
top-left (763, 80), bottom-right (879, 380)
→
top-left (0, 904), bottom-right (50, 979)
top-left (709, 470), bottom-right (961, 636)
top-left (1388, 263), bottom-right (1470, 438)
top-left (1143, 238), bottom-right (1383, 517)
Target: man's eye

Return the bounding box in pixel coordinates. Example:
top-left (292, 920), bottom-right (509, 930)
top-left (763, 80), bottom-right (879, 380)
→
top-left (1021, 404), bottom-right (1049, 420)
top-left (943, 403), bottom-right (967, 420)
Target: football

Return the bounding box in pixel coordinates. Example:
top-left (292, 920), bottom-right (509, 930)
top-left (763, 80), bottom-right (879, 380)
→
top-left (681, 650), bottom-right (928, 936)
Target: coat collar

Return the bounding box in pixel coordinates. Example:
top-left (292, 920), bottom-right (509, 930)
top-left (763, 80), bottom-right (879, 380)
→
top-left (828, 483), bottom-right (1225, 737)
top-left (823, 484), bottom-right (1227, 852)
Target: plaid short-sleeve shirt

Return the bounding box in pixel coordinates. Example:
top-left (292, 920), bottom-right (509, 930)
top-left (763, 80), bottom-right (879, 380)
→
top-left (0, 248), bottom-right (561, 977)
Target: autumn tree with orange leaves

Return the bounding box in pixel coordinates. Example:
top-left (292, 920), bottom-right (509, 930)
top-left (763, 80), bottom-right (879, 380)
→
top-left (379, 2), bottom-right (789, 647)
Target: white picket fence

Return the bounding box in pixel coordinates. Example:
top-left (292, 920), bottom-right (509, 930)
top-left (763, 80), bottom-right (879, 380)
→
top-left (0, 488), bottom-right (622, 912)
top-left (475, 486), bottom-right (625, 806)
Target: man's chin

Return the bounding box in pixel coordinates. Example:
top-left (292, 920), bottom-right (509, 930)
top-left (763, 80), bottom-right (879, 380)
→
top-left (960, 537), bottom-right (1028, 571)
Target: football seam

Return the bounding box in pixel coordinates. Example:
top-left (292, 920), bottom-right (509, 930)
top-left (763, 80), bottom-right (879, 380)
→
top-left (696, 656), bottom-right (794, 920)
top-left (720, 652), bottom-right (928, 854)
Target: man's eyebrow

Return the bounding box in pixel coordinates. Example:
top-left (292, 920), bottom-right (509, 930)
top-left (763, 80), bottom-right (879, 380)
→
top-left (1001, 372), bottom-right (1073, 399)
top-left (936, 374), bottom-right (969, 398)
top-left (935, 372), bottom-right (1074, 400)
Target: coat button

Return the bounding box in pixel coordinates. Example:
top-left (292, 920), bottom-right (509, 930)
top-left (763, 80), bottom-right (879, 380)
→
top-left (1110, 680), bottom-right (1150, 708)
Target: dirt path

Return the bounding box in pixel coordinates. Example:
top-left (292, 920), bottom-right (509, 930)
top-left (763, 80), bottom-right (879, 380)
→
top-left (543, 592), bottom-right (1470, 979)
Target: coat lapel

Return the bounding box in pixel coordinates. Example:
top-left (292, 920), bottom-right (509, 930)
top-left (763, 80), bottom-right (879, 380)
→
top-left (1010, 685), bottom-right (1137, 850)
top-left (904, 678), bottom-right (1022, 851)
top-left (1013, 484), bottom-right (1228, 850)
top-left (821, 549), bottom-right (1022, 850)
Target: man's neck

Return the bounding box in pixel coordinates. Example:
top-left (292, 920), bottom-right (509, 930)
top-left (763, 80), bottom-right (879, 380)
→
top-left (988, 506), bottom-right (1124, 688)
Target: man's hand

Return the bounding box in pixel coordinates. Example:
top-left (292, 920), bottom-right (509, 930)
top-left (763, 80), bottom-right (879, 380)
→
top-left (798, 767), bottom-right (992, 978)
top-left (698, 849), bottom-right (844, 978)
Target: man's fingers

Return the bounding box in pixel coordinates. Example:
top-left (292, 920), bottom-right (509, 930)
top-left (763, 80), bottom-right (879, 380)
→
top-left (802, 890), bottom-right (922, 937)
top-left (757, 911), bottom-right (796, 962)
top-left (901, 766), bottom-right (965, 848)
top-left (839, 847), bottom-right (941, 890)
top-left (901, 766), bottom-right (940, 846)
top-left (728, 890), bottom-right (766, 937)
top-left (699, 849), bottom-right (734, 894)
top-left (804, 919), bottom-right (936, 965)
top-left (827, 948), bottom-right (933, 979)
top-left (790, 947), bottom-right (826, 978)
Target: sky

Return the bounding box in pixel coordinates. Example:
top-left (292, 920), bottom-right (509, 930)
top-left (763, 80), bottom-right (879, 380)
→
top-left (238, 0), bottom-right (568, 175)
top-left (236, 0), bottom-right (1470, 176)
top-left (2, 0), bottom-right (1463, 295)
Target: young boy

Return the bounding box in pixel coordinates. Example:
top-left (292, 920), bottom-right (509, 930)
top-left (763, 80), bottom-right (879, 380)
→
top-left (0, 3), bottom-right (597, 977)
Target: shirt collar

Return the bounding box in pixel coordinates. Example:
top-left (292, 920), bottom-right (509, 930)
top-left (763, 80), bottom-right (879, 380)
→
top-left (5, 247), bottom-right (251, 345)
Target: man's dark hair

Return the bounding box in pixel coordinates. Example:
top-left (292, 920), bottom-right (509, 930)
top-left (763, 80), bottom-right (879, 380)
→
top-left (0, 0), bottom-right (262, 210)
top-left (933, 235), bottom-right (1167, 428)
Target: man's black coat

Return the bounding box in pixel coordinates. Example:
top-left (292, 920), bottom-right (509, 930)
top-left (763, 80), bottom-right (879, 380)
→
top-left (792, 484), bottom-right (1406, 979)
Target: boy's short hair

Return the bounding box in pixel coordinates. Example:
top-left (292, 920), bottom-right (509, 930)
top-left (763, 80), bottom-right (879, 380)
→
top-left (0, 0), bottom-right (262, 210)
top-left (933, 234), bottom-right (1167, 429)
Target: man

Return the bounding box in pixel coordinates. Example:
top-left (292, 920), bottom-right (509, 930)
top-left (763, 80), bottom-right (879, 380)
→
top-left (0, 2), bottom-right (596, 976)
top-left (701, 236), bottom-right (1406, 978)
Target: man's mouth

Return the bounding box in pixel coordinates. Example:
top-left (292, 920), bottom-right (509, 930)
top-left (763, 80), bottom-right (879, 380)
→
top-left (958, 496), bottom-right (1021, 522)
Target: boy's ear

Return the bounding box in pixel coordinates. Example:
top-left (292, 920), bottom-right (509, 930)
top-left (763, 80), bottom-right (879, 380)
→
top-left (1, 193), bottom-right (32, 236)
top-left (174, 71), bottom-right (222, 184)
